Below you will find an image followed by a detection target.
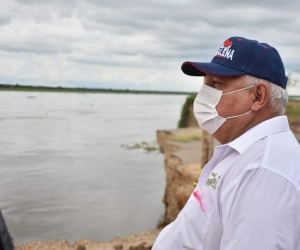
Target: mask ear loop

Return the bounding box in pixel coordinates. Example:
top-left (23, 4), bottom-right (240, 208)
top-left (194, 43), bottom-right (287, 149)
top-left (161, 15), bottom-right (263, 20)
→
top-left (222, 85), bottom-right (254, 96)
top-left (225, 110), bottom-right (252, 120)
top-left (222, 85), bottom-right (254, 119)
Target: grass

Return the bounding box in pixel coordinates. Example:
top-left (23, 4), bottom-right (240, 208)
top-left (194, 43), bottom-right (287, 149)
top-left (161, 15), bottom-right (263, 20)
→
top-left (177, 93), bottom-right (197, 128)
top-left (286, 99), bottom-right (300, 134)
top-left (286, 99), bottom-right (300, 118)
top-left (169, 130), bottom-right (202, 143)
top-left (121, 141), bottom-right (158, 152)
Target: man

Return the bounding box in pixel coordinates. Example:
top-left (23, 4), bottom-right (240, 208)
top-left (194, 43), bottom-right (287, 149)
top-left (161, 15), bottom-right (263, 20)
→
top-left (152, 36), bottom-right (300, 249)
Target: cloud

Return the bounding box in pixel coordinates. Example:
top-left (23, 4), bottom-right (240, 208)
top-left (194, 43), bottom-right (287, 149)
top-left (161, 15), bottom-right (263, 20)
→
top-left (0, 0), bottom-right (299, 91)
top-left (0, 36), bottom-right (73, 54)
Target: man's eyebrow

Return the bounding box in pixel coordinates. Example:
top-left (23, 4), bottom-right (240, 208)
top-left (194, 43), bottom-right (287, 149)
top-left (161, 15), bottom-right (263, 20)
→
top-left (212, 76), bottom-right (227, 84)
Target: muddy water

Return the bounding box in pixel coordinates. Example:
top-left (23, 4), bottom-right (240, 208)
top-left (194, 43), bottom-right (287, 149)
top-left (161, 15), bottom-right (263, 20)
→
top-left (0, 91), bottom-right (187, 244)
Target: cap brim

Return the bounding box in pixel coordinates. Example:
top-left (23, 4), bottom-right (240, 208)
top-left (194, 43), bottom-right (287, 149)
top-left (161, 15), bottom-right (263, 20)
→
top-left (181, 61), bottom-right (246, 77)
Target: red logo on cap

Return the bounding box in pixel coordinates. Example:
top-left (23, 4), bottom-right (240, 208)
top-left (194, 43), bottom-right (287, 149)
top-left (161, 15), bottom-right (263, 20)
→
top-left (224, 39), bottom-right (233, 47)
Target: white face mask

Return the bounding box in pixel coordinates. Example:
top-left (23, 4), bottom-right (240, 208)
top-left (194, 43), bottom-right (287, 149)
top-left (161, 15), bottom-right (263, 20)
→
top-left (193, 84), bottom-right (253, 134)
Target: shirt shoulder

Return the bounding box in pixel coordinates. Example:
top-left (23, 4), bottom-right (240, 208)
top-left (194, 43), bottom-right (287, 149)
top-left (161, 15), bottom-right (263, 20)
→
top-left (259, 130), bottom-right (300, 189)
top-left (221, 130), bottom-right (300, 194)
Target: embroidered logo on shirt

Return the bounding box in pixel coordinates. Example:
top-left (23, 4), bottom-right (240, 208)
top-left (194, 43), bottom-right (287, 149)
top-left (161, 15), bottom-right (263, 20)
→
top-left (205, 172), bottom-right (221, 189)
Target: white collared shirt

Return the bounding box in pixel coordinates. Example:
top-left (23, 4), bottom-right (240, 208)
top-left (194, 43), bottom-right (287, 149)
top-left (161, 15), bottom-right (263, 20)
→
top-left (152, 116), bottom-right (300, 250)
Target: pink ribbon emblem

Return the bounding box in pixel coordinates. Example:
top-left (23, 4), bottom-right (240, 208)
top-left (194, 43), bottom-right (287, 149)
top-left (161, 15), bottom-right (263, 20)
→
top-left (193, 189), bottom-right (205, 212)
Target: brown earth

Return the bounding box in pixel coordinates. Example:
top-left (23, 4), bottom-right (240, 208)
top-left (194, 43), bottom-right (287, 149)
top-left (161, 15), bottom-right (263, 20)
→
top-left (16, 229), bottom-right (162, 250)
top-left (156, 128), bottom-right (202, 223)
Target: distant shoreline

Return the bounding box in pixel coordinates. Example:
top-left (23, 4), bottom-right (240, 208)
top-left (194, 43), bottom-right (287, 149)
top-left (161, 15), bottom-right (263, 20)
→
top-left (290, 95), bottom-right (300, 100)
top-left (1, 83), bottom-right (299, 99)
top-left (0, 83), bottom-right (194, 96)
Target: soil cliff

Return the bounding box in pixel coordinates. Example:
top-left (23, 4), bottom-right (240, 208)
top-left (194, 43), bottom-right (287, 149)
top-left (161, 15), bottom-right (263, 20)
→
top-left (156, 128), bottom-right (202, 223)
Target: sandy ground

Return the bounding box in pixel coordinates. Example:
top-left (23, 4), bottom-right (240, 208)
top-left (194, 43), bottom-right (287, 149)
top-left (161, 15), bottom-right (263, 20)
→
top-left (16, 229), bottom-right (162, 250)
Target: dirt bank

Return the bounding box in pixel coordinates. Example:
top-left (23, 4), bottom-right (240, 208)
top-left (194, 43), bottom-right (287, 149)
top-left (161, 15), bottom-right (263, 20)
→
top-left (156, 128), bottom-right (204, 223)
top-left (16, 229), bottom-right (161, 250)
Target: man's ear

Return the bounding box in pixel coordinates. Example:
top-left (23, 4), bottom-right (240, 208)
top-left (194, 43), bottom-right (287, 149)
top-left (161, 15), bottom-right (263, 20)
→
top-left (251, 83), bottom-right (270, 112)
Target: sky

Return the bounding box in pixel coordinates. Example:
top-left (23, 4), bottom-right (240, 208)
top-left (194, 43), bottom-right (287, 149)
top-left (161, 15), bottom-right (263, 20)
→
top-left (0, 0), bottom-right (299, 92)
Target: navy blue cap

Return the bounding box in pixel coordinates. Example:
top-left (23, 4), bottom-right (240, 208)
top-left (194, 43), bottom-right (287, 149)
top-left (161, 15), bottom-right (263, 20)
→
top-left (181, 36), bottom-right (288, 89)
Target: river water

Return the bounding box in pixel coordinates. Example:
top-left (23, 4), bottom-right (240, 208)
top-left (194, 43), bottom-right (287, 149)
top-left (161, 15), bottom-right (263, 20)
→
top-left (0, 91), bottom-right (188, 245)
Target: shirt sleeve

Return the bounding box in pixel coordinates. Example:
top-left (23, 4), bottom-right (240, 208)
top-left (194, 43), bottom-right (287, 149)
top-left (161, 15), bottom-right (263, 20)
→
top-left (220, 167), bottom-right (300, 250)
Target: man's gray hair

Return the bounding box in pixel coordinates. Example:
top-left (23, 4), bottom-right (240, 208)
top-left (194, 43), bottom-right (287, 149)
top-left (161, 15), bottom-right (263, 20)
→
top-left (242, 75), bottom-right (288, 115)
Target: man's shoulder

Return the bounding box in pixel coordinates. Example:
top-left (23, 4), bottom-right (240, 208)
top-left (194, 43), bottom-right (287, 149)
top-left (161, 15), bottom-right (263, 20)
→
top-left (220, 132), bottom-right (300, 195)
top-left (243, 130), bottom-right (300, 188)
top-left (261, 130), bottom-right (300, 187)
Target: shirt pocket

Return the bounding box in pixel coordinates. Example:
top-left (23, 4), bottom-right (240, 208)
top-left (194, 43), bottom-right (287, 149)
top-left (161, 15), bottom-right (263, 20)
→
top-left (180, 191), bottom-right (213, 250)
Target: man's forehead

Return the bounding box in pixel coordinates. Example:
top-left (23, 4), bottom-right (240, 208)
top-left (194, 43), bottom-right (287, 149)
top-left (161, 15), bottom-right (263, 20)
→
top-left (206, 75), bottom-right (244, 83)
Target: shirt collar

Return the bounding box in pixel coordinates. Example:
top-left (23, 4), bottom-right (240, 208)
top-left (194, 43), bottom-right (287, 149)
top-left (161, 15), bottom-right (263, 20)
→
top-left (227, 116), bottom-right (290, 154)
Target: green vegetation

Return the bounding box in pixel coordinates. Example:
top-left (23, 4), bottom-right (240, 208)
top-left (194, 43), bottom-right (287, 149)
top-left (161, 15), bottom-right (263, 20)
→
top-left (121, 141), bottom-right (158, 152)
top-left (177, 93), bottom-right (197, 128)
top-left (286, 99), bottom-right (300, 134)
top-left (286, 99), bottom-right (300, 118)
top-left (0, 83), bottom-right (193, 96)
top-left (169, 130), bottom-right (201, 143)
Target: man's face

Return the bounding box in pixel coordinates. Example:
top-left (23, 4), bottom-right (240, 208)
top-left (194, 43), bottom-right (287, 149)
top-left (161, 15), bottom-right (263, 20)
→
top-left (204, 75), bottom-right (254, 143)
